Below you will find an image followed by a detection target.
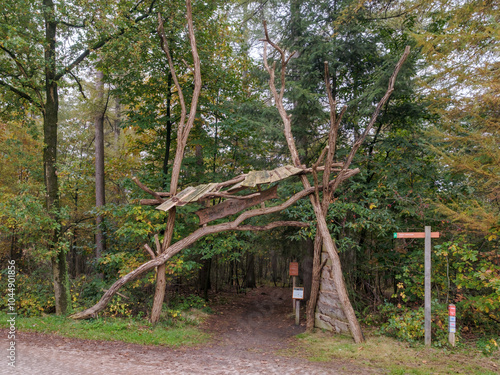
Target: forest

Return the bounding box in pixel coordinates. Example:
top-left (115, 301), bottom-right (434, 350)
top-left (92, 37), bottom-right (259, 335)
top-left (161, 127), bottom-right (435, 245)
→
top-left (0, 0), bottom-right (498, 351)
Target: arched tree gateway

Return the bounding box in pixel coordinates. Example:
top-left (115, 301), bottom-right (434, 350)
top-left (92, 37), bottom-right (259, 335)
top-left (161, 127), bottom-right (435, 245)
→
top-left (71, 0), bottom-right (410, 344)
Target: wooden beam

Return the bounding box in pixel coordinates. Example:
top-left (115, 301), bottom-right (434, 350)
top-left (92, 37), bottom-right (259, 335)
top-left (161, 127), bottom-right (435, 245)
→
top-left (195, 185), bottom-right (278, 225)
top-left (394, 232), bottom-right (440, 239)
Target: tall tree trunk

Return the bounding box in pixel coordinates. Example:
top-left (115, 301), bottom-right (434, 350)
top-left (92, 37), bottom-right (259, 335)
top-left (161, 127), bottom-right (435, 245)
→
top-left (244, 252), bottom-right (256, 289)
top-left (271, 250), bottom-right (278, 286)
top-left (44, 0), bottom-right (70, 315)
top-left (162, 72), bottom-right (173, 190)
top-left (199, 257), bottom-right (211, 300)
top-left (94, 68), bottom-right (106, 267)
top-left (113, 97), bottom-right (121, 150)
top-left (151, 4), bottom-right (202, 323)
top-left (152, 73), bottom-right (173, 322)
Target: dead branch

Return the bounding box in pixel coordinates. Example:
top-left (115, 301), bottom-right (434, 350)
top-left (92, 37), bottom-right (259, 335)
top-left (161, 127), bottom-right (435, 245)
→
top-left (132, 177), bottom-right (165, 202)
top-left (262, 22), bottom-right (302, 167)
top-left (157, 14), bottom-right (187, 145)
top-left (143, 244), bottom-right (156, 259)
top-left (215, 174), bottom-right (247, 189)
top-left (154, 234), bottom-right (162, 254)
top-left (102, 289), bottom-right (130, 300)
top-left (139, 199), bottom-right (164, 206)
top-left (235, 221), bottom-right (307, 231)
top-left (202, 192), bottom-right (262, 200)
top-left (151, 0), bottom-right (202, 323)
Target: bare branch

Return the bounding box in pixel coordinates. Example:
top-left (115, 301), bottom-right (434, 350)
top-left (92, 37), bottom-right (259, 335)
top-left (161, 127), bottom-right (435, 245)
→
top-left (313, 146), bottom-right (329, 170)
top-left (157, 13), bottom-right (187, 142)
top-left (59, 20), bottom-right (87, 28)
top-left (140, 199), bottom-right (164, 206)
top-left (215, 175), bottom-right (247, 189)
top-left (102, 289), bottom-right (130, 300)
top-left (235, 221), bottom-right (308, 231)
top-left (143, 244), bottom-right (156, 259)
top-left (154, 234), bottom-right (162, 255)
top-left (132, 177), bottom-right (165, 202)
top-left (181, 0), bottom-right (202, 146)
top-left (202, 192), bottom-right (262, 200)
top-left (69, 71), bottom-right (87, 99)
top-left (262, 22), bottom-right (302, 167)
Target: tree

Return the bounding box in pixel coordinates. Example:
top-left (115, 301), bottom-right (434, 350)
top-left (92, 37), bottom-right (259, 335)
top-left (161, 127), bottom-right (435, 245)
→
top-left (94, 66), bottom-right (106, 267)
top-left (0, 0), bottom-right (157, 314)
top-left (412, 0), bottom-right (499, 237)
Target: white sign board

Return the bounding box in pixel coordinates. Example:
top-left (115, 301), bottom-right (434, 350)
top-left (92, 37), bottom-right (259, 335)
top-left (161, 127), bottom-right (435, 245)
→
top-left (293, 287), bottom-right (304, 300)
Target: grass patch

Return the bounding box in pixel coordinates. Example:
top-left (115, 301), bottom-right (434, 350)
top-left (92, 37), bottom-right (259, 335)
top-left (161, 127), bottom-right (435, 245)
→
top-left (0, 314), bottom-right (210, 347)
top-left (287, 330), bottom-right (499, 374)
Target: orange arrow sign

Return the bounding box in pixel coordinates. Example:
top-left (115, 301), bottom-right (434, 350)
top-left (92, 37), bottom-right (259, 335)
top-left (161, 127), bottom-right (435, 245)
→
top-left (394, 232), bottom-right (440, 239)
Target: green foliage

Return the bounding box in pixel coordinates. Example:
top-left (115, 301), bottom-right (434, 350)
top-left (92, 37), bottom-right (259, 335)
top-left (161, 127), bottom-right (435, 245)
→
top-left (394, 237), bottom-right (500, 329)
top-left (164, 294), bottom-right (212, 322)
top-left (477, 337), bottom-right (499, 356)
top-left (378, 302), bottom-right (459, 346)
top-left (0, 267), bottom-right (55, 316)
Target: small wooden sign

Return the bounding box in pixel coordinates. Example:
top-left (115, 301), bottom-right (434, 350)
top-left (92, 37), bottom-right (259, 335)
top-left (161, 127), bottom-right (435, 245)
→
top-left (289, 262), bottom-right (299, 276)
top-left (195, 185), bottom-right (278, 225)
top-left (393, 232), bottom-right (440, 239)
top-left (293, 287), bottom-right (304, 300)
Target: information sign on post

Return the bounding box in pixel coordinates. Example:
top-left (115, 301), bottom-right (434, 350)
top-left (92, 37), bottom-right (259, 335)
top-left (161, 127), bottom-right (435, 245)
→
top-left (293, 287), bottom-right (304, 326)
top-left (293, 287), bottom-right (304, 300)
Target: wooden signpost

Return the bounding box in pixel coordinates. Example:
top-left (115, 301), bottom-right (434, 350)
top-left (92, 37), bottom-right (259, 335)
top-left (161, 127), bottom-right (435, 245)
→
top-left (289, 262), bottom-right (299, 277)
top-left (448, 304), bottom-right (456, 347)
top-left (290, 262), bottom-right (301, 323)
top-left (394, 227), bottom-right (440, 346)
top-left (293, 287), bottom-right (304, 326)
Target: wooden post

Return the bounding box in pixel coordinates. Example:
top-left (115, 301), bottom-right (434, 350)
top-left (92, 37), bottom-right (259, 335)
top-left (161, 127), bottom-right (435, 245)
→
top-left (425, 226), bottom-right (432, 346)
top-left (295, 299), bottom-right (300, 325)
top-left (290, 262), bottom-right (299, 313)
top-left (448, 304), bottom-right (456, 347)
top-left (293, 275), bottom-right (297, 313)
top-left (394, 229), bottom-right (440, 346)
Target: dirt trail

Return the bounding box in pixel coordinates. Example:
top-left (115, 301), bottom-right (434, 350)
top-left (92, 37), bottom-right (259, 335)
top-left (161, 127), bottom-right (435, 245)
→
top-left (1, 287), bottom-right (381, 374)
